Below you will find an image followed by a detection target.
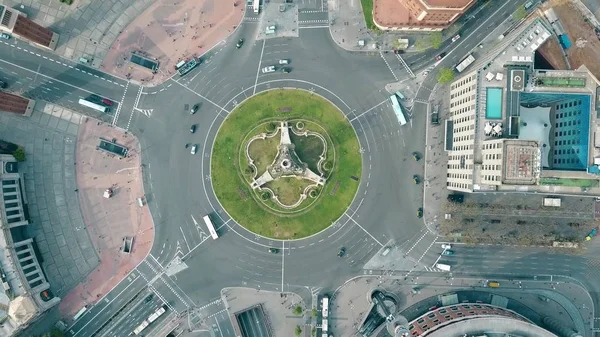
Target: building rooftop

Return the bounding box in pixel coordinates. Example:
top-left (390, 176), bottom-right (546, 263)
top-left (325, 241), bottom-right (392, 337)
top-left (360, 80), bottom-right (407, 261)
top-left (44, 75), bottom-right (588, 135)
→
top-left (0, 92), bottom-right (35, 117)
top-left (503, 140), bottom-right (541, 185)
top-left (12, 15), bottom-right (54, 48)
top-left (373, 0), bottom-right (476, 30)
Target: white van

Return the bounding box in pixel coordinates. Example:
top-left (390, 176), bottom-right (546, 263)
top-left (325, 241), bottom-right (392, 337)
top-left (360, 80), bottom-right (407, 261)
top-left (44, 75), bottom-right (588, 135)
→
top-left (441, 244), bottom-right (452, 249)
top-left (436, 263), bottom-right (451, 271)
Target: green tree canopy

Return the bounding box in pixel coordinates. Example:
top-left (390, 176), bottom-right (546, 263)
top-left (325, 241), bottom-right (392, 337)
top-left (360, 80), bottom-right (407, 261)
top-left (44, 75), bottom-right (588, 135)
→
top-left (295, 325), bottom-right (303, 337)
top-left (430, 32), bottom-right (443, 49)
top-left (437, 67), bottom-right (456, 84)
top-left (513, 5), bottom-right (526, 20)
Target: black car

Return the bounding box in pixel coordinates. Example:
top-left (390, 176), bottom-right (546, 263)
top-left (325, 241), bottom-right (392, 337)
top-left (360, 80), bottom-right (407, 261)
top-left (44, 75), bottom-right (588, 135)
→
top-left (412, 152), bottom-right (421, 161)
top-left (281, 67), bottom-right (291, 73)
top-left (191, 103), bottom-right (200, 114)
top-left (417, 207), bottom-right (423, 218)
top-left (268, 248), bottom-right (279, 254)
top-left (190, 124), bottom-right (197, 133)
top-left (236, 38), bottom-right (244, 48)
top-left (413, 175), bottom-right (420, 184)
top-left (435, 52), bottom-right (447, 61)
top-left (338, 247), bottom-right (346, 257)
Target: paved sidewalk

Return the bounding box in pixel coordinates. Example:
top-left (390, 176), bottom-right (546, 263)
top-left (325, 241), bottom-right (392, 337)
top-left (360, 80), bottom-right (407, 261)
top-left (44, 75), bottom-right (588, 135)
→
top-left (2, 0), bottom-right (154, 67)
top-left (58, 120), bottom-right (154, 319)
top-left (101, 0), bottom-right (245, 86)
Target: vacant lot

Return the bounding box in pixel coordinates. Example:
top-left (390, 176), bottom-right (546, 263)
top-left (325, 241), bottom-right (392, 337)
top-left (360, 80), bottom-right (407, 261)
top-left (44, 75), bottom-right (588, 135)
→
top-left (441, 193), bottom-right (596, 245)
top-left (545, 0), bottom-right (600, 78)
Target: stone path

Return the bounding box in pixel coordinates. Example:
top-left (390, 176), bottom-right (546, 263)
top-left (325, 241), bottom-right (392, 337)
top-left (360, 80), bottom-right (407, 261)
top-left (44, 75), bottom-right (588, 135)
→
top-left (2, 0), bottom-right (155, 67)
top-left (101, 0), bottom-right (245, 85)
top-left (0, 103), bottom-right (97, 296)
top-left (58, 120), bottom-right (153, 319)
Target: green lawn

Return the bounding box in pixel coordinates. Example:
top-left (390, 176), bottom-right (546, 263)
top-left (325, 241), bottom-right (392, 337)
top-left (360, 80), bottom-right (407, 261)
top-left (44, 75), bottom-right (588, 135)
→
top-left (540, 178), bottom-right (599, 188)
top-left (211, 90), bottom-right (362, 239)
top-left (247, 129), bottom-right (280, 176)
top-left (290, 126), bottom-right (327, 174)
top-left (265, 178), bottom-right (315, 206)
top-left (360, 0), bottom-right (378, 31)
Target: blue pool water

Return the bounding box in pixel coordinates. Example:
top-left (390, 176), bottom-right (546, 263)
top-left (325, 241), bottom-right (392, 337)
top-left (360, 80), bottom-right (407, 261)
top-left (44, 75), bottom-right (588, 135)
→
top-left (486, 87), bottom-right (503, 119)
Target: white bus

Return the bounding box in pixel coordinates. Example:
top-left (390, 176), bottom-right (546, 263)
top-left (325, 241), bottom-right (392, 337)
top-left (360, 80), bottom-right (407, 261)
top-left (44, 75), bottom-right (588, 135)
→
top-left (436, 263), bottom-right (451, 271)
top-left (203, 215), bottom-right (219, 240)
top-left (133, 321), bottom-right (149, 335)
top-left (390, 95), bottom-right (407, 125)
top-left (72, 306), bottom-right (87, 321)
top-left (455, 54), bottom-right (475, 73)
top-left (133, 306), bottom-right (167, 335)
top-left (321, 296), bottom-right (329, 318)
top-left (78, 99), bottom-right (108, 112)
top-left (253, 0), bottom-right (260, 13)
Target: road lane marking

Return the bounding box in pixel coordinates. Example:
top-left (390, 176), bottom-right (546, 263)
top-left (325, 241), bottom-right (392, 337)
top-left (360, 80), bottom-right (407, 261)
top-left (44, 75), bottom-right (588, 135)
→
top-left (350, 99), bottom-right (388, 122)
top-left (71, 275), bottom-right (141, 336)
top-left (180, 226), bottom-right (192, 252)
top-left (171, 80), bottom-right (228, 113)
top-left (126, 85), bottom-right (144, 130)
top-left (112, 81), bottom-right (129, 126)
top-left (344, 213), bottom-right (383, 247)
top-left (253, 39), bottom-right (266, 95)
top-left (380, 52), bottom-right (398, 82)
top-left (281, 240), bottom-right (285, 291)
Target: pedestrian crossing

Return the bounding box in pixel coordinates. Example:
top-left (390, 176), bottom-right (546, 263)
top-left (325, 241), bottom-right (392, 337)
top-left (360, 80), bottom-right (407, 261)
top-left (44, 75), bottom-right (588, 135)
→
top-left (300, 10), bottom-right (328, 13)
top-left (299, 19), bottom-right (329, 24)
top-left (243, 16), bottom-right (259, 22)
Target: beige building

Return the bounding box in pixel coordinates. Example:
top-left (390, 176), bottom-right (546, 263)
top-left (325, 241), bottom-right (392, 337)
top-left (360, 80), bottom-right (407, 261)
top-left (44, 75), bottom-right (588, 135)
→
top-left (373, 0), bottom-right (476, 31)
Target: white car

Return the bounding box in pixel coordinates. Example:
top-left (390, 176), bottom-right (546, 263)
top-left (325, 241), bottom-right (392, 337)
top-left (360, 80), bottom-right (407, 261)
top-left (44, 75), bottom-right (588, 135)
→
top-left (441, 244), bottom-right (452, 249)
top-left (261, 66), bottom-right (276, 73)
top-left (0, 33), bottom-right (10, 40)
top-left (278, 59), bottom-right (289, 65)
top-left (451, 34), bottom-right (460, 43)
top-left (191, 144), bottom-right (198, 155)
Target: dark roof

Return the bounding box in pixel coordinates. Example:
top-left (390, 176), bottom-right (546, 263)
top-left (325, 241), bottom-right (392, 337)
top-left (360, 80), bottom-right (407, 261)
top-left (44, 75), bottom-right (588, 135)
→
top-left (0, 92), bottom-right (29, 114)
top-left (4, 161), bottom-right (18, 173)
top-left (13, 15), bottom-right (53, 47)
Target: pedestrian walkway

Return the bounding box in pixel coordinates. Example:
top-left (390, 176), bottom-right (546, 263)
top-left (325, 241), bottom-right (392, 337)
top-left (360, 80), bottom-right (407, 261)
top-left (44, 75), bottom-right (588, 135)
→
top-left (101, 0), bottom-right (245, 86)
top-left (58, 120), bottom-right (154, 319)
top-left (1, 0), bottom-right (154, 67)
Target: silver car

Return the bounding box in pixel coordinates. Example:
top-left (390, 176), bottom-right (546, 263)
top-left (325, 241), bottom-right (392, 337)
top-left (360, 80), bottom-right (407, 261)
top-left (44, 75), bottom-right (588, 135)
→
top-left (261, 66), bottom-right (276, 73)
top-left (191, 144), bottom-right (198, 155)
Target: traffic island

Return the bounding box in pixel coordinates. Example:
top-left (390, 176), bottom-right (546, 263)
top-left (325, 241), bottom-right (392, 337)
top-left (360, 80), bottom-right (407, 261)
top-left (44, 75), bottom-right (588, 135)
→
top-left (211, 89), bottom-right (362, 239)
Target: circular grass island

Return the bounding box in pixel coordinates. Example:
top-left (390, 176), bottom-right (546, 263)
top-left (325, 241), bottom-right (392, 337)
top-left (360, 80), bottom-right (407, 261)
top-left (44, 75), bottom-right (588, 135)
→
top-left (211, 90), bottom-right (362, 239)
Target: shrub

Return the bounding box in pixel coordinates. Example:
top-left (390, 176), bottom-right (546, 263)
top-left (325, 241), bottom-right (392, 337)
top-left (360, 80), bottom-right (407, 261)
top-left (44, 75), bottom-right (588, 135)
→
top-left (12, 147), bottom-right (25, 162)
top-left (64, 0), bottom-right (73, 4)
top-left (294, 325), bottom-right (302, 337)
top-left (293, 305), bottom-right (303, 316)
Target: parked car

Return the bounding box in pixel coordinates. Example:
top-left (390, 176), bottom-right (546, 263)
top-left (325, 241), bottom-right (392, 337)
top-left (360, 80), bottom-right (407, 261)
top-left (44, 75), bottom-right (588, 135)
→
top-left (417, 207), bottom-right (423, 218)
top-left (413, 175), bottom-right (420, 184)
top-left (101, 98), bottom-right (113, 106)
top-left (268, 248), bottom-right (279, 254)
top-left (412, 152), bottom-right (421, 161)
top-left (451, 34), bottom-right (461, 42)
top-left (145, 294), bottom-right (153, 303)
top-left (236, 38), bottom-right (244, 48)
top-left (191, 103), bottom-right (200, 114)
top-left (278, 59), bottom-right (289, 64)
top-left (190, 144), bottom-right (198, 155)
top-left (441, 244), bottom-right (452, 249)
top-left (393, 49), bottom-right (404, 54)
top-left (281, 67), bottom-right (291, 73)
top-left (442, 250), bottom-right (454, 256)
top-left (337, 247), bottom-right (346, 257)
top-left (190, 124), bottom-right (197, 133)
top-left (261, 65), bottom-right (276, 73)
top-left (0, 33), bottom-right (11, 40)
top-left (0, 80), bottom-right (6, 89)
top-left (435, 52), bottom-right (447, 61)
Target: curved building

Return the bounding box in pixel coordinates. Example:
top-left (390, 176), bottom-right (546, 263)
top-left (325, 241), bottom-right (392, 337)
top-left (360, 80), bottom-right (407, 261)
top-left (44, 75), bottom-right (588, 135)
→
top-left (407, 303), bottom-right (562, 337)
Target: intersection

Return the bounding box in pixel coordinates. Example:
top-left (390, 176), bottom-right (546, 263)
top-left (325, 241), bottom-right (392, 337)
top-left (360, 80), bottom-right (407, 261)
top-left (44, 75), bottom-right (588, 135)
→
top-left (1, 0), bottom-right (598, 336)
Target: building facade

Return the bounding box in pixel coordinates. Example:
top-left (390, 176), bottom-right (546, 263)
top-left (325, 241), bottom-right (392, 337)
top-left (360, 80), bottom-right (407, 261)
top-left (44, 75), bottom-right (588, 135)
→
top-left (373, 0), bottom-right (477, 31)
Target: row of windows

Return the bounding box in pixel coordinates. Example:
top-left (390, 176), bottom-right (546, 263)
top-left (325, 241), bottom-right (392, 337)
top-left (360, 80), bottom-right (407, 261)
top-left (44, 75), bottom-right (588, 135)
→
top-left (555, 109), bottom-right (583, 119)
top-left (450, 85), bottom-right (476, 99)
top-left (553, 157), bottom-right (582, 164)
top-left (554, 148), bottom-right (581, 155)
top-left (555, 119), bottom-right (582, 128)
top-left (450, 105), bottom-right (475, 116)
top-left (484, 153), bottom-right (502, 160)
top-left (556, 100), bottom-right (583, 110)
top-left (555, 129), bottom-right (582, 137)
top-left (447, 181), bottom-right (472, 190)
top-left (449, 154), bottom-right (473, 160)
top-left (482, 164), bottom-right (501, 170)
top-left (483, 175), bottom-right (501, 182)
top-left (450, 95), bottom-right (476, 109)
top-left (452, 144), bottom-right (474, 151)
top-left (483, 142), bottom-right (502, 150)
top-left (453, 134), bottom-right (474, 143)
top-left (447, 164), bottom-right (473, 170)
top-left (555, 139), bottom-right (582, 146)
top-left (451, 75), bottom-right (477, 90)
top-left (452, 114), bottom-right (474, 124)
top-left (447, 173), bottom-right (472, 180)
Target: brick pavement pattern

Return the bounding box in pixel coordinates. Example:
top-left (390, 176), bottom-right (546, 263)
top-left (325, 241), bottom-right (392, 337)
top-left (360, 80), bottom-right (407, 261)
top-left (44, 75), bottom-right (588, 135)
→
top-left (58, 120), bottom-right (153, 319)
top-left (101, 0), bottom-right (245, 85)
top-left (2, 0), bottom-right (155, 67)
top-left (0, 103), bottom-right (97, 296)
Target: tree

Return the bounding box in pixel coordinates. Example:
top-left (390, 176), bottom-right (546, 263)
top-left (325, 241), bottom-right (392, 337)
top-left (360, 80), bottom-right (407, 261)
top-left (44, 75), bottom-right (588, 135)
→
top-left (12, 146), bottom-right (25, 162)
top-left (414, 38), bottom-right (431, 51)
top-left (437, 67), bottom-right (455, 84)
top-left (312, 307), bottom-right (318, 317)
top-left (295, 325), bottom-right (303, 337)
top-left (513, 5), bottom-right (526, 20)
top-left (293, 305), bottom-right (303, 316)
top-left (430, 32), bottom-right (443, 49)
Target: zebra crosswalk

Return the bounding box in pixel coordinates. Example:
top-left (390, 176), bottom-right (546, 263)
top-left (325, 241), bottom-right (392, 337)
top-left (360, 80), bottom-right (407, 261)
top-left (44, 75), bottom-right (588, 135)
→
top-left (299, 10), bottom-right (328, 13)
top-left (299, 19), bottom-right (329, 24)
top-left (243, 16), bottom-right (260, 22)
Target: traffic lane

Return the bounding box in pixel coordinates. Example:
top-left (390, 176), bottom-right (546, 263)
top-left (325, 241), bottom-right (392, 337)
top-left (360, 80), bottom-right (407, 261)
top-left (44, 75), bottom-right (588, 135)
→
top-left (103, 295), bottom-right (163, 337)
top-left (211, 310), bottom-right (236, 337)
top-left (440, 245), bottom-right (588, 276)
top-left (69, 273), bottom-right (146, 336)
top-left (0, 44), bottom-right (126, 98)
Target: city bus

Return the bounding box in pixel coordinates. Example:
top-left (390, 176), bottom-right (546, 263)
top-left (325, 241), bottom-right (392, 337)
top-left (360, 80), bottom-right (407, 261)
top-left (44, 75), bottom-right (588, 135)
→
top-left (389, 94), bottom-right (407, 126)
top-left (253, 0), bottom-right (260, 13)
top-left (203, 215), bottom-right (219, 240)
top-left (78, 99), bottom-right (108, 113)
top-left (132, 305), bottom-right (167, 335)
top-left (72, 306), bottom-right (87, 321)
top-left (394, 91), bottom-right (405, 100)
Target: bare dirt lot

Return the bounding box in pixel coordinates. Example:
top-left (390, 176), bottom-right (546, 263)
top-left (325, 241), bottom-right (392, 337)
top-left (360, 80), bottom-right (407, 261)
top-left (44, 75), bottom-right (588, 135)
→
top-left (441, 193), bottom-right (596, 246)
top-left (543, 0), bottom-right (600, 78)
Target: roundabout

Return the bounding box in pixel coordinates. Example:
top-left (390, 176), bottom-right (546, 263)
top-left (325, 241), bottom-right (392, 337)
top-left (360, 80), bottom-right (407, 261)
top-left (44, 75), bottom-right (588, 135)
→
top-left (211, 89), bottom-right (362, 239)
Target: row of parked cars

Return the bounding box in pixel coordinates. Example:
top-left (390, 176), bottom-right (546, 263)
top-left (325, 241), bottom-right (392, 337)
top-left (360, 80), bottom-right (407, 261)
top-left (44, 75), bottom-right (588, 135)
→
top-left (262, 59), bottom-right (292, 74)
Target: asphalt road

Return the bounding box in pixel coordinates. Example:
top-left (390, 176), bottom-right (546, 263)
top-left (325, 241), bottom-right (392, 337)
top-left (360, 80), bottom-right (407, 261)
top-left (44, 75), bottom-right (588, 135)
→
top-left (2, 0), bottom-right (598, 335)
